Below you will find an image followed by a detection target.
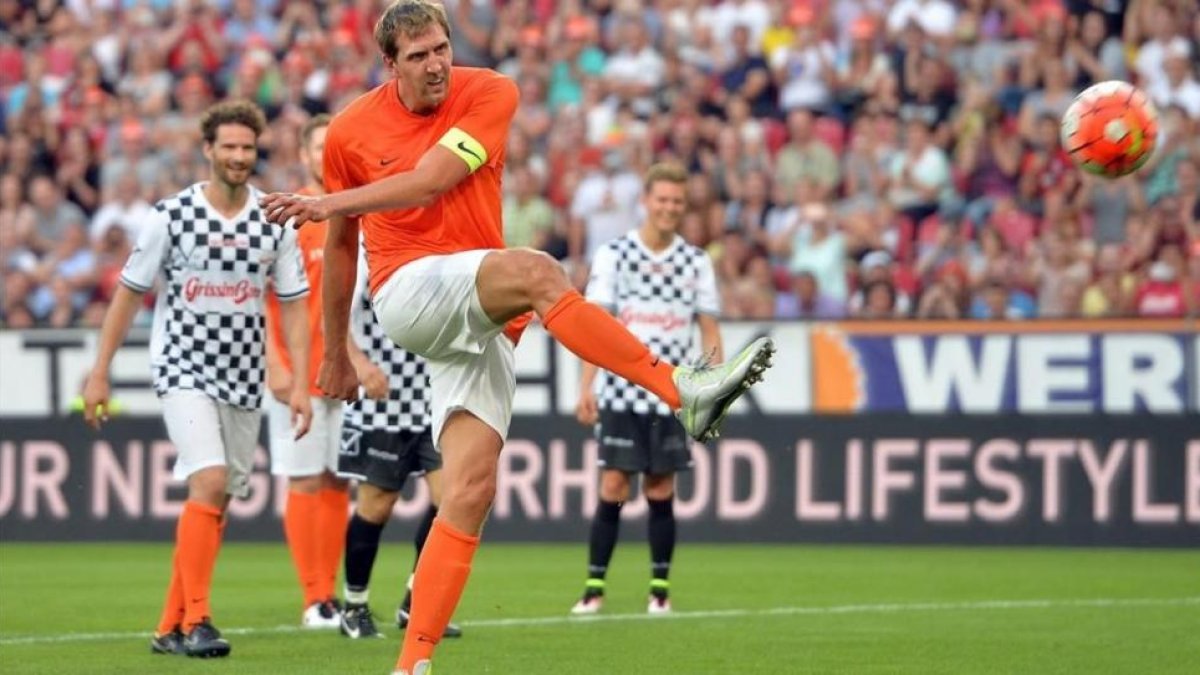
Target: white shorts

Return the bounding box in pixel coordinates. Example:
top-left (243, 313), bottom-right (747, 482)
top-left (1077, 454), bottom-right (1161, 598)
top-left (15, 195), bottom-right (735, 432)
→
top-left (372, 249), bottom-right (516, 447)
top-left (266, 395), bottom-right (343, 477)
top-left (161, 389), bottom-right (262, 498)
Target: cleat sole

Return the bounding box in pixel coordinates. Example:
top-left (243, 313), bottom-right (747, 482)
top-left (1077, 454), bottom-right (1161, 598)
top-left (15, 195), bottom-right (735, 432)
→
top-left (695, 338), bottom-right (775, 441)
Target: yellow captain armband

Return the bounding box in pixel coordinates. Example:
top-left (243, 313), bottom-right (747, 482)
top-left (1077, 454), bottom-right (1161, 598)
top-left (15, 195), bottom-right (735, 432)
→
top-left (437, 127), bottom-right (488, 173)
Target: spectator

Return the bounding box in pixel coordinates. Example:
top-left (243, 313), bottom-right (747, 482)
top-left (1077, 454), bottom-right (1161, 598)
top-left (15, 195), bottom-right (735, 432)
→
top-left (99, 120), bottom-right (166, 201)
top-left (916, 260), bottom-right (971, 318)
top-left (24, 175), bottom-right (87, 256)
top-left (548, 17), bottom-right (605, 112)
top-left (27, 221), bottom-right (95, 325)
top-left (1076, 172), bottom-right (1145, 247)
top-left (117, 45), bottom-right (173, 117)
top-left (1148, 39), bottom-right (1200, 120)
top-left (971, 277), bottom-right (1037, 319)
top-left (775, 270), bottom-right (846, 320)
top-left (783, 202), bottom-right (848, 301)
top-left (887, 118), bottom-right (951, 229)
top-left (770, 7), bottom-right (836, 114)
top-left (715, 23), bottom-right (775, 119)
top-left (503, 165), bottom-right (557, 252)
top-left (1133, 260), bottom-right (1188, 317)
top-left (1029, 229), bottom-right (1091, 318)
top-left (54, 127), bottom-right (101, 215)
top-left (1132, 7), bottom-right (1181, 94)
top-left (603, 15), bottom-right (665, 119)
top-left (1080, 244), bottom-right (1137, 318)
top-left (833, 16), bottom-right (892, 121)
top-left (568, 147), bottom-right (642, 262)
top-left (1069, 9), bottom-right (1128, 89)
top-left (855, 279), bottom-right (900, 319)
top-left (0, 173), bottom-right (36, 250)
top-left (773, 108), bottom-right (840, 201)
top-left (848, 250), bottom-right (912, 316)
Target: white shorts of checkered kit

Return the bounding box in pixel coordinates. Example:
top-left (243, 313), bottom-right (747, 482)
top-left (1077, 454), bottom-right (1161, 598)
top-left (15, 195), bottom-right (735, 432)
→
top-left (371, 249), bottom-right (515, 448)
top-left (265, 395), bottom-right (343, 477)
top-left (161, 389), bottom-right (262, 498)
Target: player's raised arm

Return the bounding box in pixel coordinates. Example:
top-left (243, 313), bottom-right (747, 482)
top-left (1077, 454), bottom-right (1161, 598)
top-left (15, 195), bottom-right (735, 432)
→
top-left (260, 147), bottom-right (470, 226)
top-left (260, 73), bottom-right (518, 228)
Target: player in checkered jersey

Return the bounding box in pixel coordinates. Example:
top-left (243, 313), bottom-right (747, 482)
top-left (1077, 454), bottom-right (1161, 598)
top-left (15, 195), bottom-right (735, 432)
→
top-left (570, 163), bottom-right (723, 616)
top-left (335, 246), bottom-right (462, 640)
top-left (82, 101), bottom-right (313, 659)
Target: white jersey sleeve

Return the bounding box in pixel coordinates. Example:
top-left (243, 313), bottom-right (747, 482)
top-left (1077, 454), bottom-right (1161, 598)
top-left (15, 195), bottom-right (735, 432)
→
top-left (585, 243), bottom-right (619, 309)
top-left (695, 251), bottom-right (721, 317)
top-left (118, 207), bottom-right (170, 292)
top-left (271, 226), bottom-right (309, 300)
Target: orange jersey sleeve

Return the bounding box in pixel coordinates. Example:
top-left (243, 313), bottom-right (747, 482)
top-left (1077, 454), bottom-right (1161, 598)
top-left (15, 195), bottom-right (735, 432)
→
top-left (323, 68), bottom-right (519, 295)
top-left (266, 214), bottom-right (327, 396)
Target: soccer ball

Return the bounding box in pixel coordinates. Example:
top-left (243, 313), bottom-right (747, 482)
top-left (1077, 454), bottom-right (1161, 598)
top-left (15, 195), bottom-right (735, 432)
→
top-left (1060, 80), bottom-right (1158, 178)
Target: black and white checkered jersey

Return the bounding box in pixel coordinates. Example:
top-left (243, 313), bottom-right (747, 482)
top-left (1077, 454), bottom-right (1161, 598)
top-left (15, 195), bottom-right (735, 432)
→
top-left (586, 231), bottom-right (720, 416)
top-left (119, 183), bottom-right (308, 410)
top-left (343, 248), bottom-right (431, 433)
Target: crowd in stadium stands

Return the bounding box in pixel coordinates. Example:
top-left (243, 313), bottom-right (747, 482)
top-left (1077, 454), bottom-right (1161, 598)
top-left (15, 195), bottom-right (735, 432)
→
top-left (2, 0), bottom-right (1199, 328)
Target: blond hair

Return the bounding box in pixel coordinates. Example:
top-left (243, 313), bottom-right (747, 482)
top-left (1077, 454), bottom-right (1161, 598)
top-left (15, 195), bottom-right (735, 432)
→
top-left (643, 162), bottom-right (689, 194)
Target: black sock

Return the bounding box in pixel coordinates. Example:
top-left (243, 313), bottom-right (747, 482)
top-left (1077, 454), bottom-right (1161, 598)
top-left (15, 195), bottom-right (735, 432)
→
top-left (343, 512), bottom-right (385, 604)
top-left (402, 504), bottom-right (438, 611)
top-left (585, 500), bottom-right (623, 596)
top-left (647, 497), bottom-right (675, 599)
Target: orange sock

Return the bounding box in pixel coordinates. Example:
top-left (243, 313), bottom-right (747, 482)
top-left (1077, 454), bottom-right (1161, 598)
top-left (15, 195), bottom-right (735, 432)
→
top-left (316, 487), bottom-right (350, 601)
top-left (542, 290), bottom-right (680, 408)
top-left (155, 550), bottom-right (184, 635)
top-left (178, 500), bottom-right (224, 630)
top-left (284, 490), bottom-right (323, 607)
top-left (396, 519), bottom-right (479, 672)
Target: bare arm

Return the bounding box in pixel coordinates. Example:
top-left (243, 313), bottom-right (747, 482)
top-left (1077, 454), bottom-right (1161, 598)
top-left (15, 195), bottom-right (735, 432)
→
top-left (262, 147), bottom-right (471, 226)
top-left (345, 333), bottom-right (389, 400)
top-left (278, 297), bottom-right (312, 439)
top-left (277, 298), bottom-right (309, 397)
top-left (696, 313), bottom-right (724, 363)
top-left (82, 284), bottom-right (144, 428)
top-left (264, 307), bottom-right (293, 402)
top-left (323, 215), bottom-right (358, 362)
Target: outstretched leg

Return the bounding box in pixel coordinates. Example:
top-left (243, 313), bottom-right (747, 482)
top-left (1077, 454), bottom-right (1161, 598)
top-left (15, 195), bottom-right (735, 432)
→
top-left (476, 249), bottom-right (774, 441)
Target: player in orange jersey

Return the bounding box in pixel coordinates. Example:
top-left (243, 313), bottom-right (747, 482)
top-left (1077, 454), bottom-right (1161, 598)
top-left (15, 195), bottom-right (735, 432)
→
top-left (263, 114), bottom-right (351, 630)
top-left (260, 2), bottom-right (774, 673)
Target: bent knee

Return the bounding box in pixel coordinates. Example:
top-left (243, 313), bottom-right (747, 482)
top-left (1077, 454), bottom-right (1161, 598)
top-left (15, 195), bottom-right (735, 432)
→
top-left (446, 472), bottom-right (497, 516)
top-left (510, 250), bottom-right (567, 301)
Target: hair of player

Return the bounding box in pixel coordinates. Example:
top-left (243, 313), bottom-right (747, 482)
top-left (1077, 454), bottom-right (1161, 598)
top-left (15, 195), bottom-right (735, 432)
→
top-left (374, 0), bottom-right (452, 62)
top-left (199, 100), bottom-right (266, 144)
top-left (301, 113), bottom-right (332, 147)
top-left (643, 162), bottom-right (688, 194)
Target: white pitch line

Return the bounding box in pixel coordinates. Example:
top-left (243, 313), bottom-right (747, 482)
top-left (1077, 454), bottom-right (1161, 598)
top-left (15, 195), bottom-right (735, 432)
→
top-left (1, 597), bottom-right (1196, 646)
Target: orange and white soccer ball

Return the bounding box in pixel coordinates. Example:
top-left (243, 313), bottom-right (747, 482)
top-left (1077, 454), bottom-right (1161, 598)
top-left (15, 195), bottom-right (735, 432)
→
top-left (1060, 81), bottom-right (1159, 178)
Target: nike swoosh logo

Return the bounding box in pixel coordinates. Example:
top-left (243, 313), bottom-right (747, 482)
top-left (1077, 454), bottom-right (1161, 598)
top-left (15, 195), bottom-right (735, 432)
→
top-left (380, 157), bottom-right (397, 166)
top-left (457, 141), bottom-right (482, 163)
top-left (342, 619), bottom-right (360, 639)
top-left (651, 357), bottom-right (660, 367)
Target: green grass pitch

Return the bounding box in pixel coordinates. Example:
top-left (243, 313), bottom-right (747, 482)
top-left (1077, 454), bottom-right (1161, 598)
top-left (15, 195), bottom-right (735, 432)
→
top-left (0, 542), bottom-right (1197, 674)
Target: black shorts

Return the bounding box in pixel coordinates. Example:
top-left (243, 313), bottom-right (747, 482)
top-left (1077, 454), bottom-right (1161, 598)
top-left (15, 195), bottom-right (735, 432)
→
top-left (337, 425), bottom-right (441, 492)
top-left (596, 410), bottom-right (692, 475)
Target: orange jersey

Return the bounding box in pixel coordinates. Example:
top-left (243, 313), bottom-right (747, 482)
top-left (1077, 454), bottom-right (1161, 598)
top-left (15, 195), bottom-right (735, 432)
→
top-left (266, 194), bottom-right (326, 396)
top-left (322, 67), bottom-right (518, 295)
